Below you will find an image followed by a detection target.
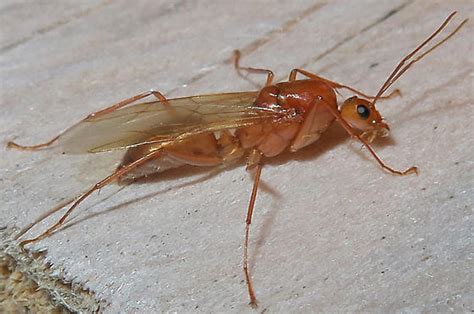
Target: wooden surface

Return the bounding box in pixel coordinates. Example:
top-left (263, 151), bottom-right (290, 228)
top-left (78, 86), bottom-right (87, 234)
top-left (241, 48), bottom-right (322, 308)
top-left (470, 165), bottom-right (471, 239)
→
top-left (1, 1), bottom-right (473, 312)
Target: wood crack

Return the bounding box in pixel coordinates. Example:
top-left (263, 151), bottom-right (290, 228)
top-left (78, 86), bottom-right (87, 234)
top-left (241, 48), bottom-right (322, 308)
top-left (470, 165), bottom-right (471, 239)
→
top-left (299, 0), bottom-right (414, 71)
top-left (0, 0), bottom-right (114, 54)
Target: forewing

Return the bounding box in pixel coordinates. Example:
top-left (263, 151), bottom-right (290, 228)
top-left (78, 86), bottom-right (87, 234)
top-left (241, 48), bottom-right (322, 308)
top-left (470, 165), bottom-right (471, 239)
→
top-left (58, 92), bottom-right (283, 153)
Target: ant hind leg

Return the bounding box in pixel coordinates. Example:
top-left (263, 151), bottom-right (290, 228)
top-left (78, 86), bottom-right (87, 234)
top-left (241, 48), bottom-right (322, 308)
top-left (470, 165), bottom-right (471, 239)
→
top-left (18, 148), bottom-right (164, 247)
top-left (7, 89), bottom-right (171, 151)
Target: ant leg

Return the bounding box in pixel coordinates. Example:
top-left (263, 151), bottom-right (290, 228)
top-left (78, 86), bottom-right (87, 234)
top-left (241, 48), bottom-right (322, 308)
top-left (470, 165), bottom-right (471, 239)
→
top-left (318, 97), bottom-right (417, 176)
top-left (15, 185), bottom-right (127, 240)
top-left (18, 148), bottom-right (164, 247)
top-left (233, 50), bottom-right (274, 87)
top-left (243, 149), bottom-right (264, 308)
top-left (7, 90), bottom-right (170, 151)
top-left (14, 197), bottom-right (76, 240)
top-left (289, 68), bottom-right (400, 100)
top-left (86, 90), bottom-right (170, 120)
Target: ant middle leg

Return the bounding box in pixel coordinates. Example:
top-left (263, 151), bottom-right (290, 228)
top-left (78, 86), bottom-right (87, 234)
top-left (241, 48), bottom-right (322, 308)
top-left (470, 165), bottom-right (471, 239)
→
top-left (233, 50), bottom-right (274, 87)
top-left (288, 68), bottom-right (400, 100)
top-left (242, 149), bottom-right (264, 308)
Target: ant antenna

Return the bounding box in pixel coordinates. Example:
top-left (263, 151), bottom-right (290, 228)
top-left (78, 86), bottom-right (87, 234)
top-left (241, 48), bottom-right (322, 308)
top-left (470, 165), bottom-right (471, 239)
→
top-left (372, 11), bottom-right (468, 105)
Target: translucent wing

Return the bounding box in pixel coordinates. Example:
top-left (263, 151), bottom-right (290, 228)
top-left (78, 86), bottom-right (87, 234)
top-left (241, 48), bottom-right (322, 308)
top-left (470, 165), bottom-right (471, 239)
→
top-left (59, 92), bottom-right (285, 154)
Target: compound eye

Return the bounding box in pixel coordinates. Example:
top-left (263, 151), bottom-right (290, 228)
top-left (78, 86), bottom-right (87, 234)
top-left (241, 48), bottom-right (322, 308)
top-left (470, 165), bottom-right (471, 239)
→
top-left (357, 104), bottom-right (370, 119)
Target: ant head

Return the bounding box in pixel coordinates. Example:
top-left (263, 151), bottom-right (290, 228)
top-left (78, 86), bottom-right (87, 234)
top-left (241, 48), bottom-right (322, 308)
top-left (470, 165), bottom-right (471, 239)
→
top-left (340, 96), bottom-right (389, 141)
top-left (340, 12), bottom-right (467, 142)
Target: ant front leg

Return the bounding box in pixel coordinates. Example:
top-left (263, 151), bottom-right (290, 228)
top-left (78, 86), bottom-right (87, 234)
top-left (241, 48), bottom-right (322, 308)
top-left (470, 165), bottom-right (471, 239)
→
top-left (7, 89), bottom-right (170, 151)
top-left (289, 68), bottom-right (400, 100)
top-left (233, 50), bottom-right (274, 87)
top-left (243, 149), bottom-right (264, 308)
top-left (317, 97), bottom-right (417, 176)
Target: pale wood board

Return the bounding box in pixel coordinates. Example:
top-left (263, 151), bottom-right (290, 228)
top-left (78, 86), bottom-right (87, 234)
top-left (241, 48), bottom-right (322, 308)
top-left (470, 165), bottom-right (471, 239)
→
top-left (1, 1), bottom-right (473, 312)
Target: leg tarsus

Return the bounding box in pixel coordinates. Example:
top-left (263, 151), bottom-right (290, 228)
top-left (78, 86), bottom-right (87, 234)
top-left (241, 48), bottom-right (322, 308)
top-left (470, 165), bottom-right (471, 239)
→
top-left (244, 222), bottom-right (258, 308)
top-left (7, 135), bottom-right (60, 151)
top-left (14, 197), bottom-right (76, 241)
